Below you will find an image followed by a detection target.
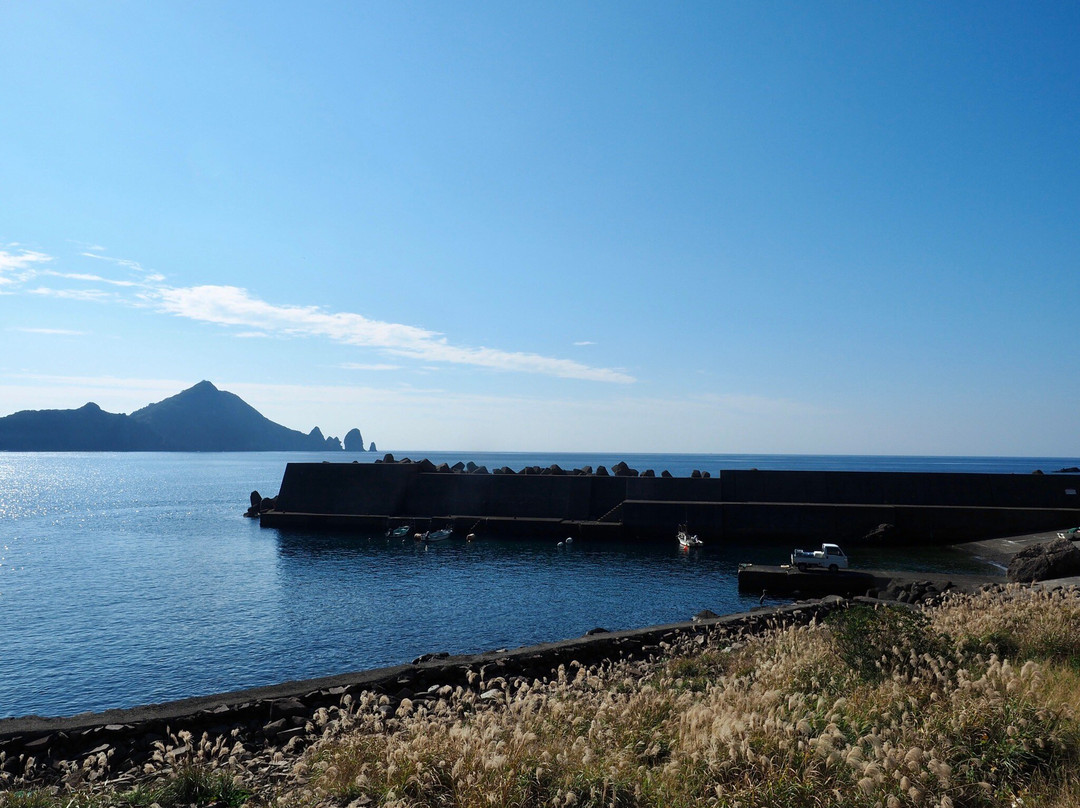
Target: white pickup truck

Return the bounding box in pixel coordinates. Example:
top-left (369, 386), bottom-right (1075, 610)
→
top-left (790, 543), bottom-right (848, 572)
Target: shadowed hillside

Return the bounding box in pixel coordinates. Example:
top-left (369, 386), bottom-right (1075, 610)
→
top-left (0, 402), bottom-right (163, 450)
top-left (0, 381), bottom-right (364, 452)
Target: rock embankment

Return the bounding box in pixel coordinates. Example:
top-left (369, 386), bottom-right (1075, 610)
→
top-left (1008, 536), bottom-right (1080, 582)
top-left (374, 454), bottom-right (716, 479)
top-left (1, 598), bottom-right (848, 790)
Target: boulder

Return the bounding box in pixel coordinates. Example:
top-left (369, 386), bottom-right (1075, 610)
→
top-left (381, 453), bottom-right (396, 464)
top-left (244, 490), bottom-right (262, 518)
top-left (1008, 537), bottom-right (1080, 583)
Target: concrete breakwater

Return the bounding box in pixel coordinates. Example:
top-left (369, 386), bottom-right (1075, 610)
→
top-left (259, 458), bottom-right (1080, 543)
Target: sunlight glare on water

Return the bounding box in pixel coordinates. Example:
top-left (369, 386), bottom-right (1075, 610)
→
top-left (0, 450), bottom-right (1059, 719)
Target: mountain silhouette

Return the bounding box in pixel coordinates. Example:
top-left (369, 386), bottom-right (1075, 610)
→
top-left (0, 381), bottom-right (362, 452)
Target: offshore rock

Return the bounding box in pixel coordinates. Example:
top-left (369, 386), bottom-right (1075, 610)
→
top-left (343, 428), bottom-right (365, 451)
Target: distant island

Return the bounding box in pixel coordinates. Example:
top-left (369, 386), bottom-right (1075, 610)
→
top-left (0, 380), bottom-right (372, 452)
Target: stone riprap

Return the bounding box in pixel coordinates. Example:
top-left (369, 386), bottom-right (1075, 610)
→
top-left (1, 597), bottom-right (853, 787)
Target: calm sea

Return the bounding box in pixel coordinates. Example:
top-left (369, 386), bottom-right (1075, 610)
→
top-left (1, 451), bottom-right (1076, 720)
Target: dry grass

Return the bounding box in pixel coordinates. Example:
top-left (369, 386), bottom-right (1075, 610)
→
top-left (5, 585), bottom-right (1080, 808)
top-left (283, 587), bottom-right (1080, 808)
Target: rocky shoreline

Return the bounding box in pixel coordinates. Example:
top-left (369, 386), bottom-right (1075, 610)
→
top-left (5, 528), bottom-right (1078, 797)
top-left (0, 595), bottom-right (877, 790)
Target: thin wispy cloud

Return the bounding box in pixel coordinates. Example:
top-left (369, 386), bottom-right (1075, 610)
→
top-left (574, 340), bottom-right (596, 346)
top-left (341, 362), bottom-right (403, 371)
top-left (27, 286), bottom-right (120, 302)
top-left (43, 271), bottom-right (138, 287)
top-left (10, 327), bottom-right (88, 336)
top-left (150, 285), bottom-right (635, 383)
top-left (0, 247), bottom-right (52, 285)
top-left (5, 246), bottom-right (636, 384)
top-left (80, 251), bottom-right (166, 283)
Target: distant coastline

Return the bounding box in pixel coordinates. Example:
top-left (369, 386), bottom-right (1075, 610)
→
top-left (0, 380), bottom-right (374, 452)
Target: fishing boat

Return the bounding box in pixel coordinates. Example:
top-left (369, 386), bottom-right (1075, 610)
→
top-left (677, 527), bottom-right (703, 548)
top-left (424, 527), bottom-right (454, 542)
top-left (387, 524), bottom-right (412, 539)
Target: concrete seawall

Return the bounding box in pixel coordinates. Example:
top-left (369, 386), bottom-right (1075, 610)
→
top-left (260, 461), bottom-right (1080, 543)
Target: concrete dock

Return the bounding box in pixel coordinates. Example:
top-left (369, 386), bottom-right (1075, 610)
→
top-left (737, 564), bottom-right (997, 599)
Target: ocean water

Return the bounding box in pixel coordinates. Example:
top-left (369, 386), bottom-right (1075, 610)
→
top-left (1, 451), bottom-right (1075, 720)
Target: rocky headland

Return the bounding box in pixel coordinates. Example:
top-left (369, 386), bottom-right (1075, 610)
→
top-left (0, 381), bottom-right (370, 452)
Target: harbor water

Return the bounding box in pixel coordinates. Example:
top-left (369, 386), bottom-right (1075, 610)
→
top-left (1, 451), bottom-right (1074, 719)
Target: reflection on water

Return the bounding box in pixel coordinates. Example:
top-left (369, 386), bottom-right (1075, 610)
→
top-left (269, 527), bottom-right (760, 667)
top-left (0, 451), bottom-right (1028, 719)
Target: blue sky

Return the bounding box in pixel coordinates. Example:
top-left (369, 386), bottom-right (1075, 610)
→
top-left (2, 2), bottom-right (1078, 454)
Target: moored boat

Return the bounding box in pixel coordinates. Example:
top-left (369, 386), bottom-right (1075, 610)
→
top-left (677, 527), bottom-right (703, 548)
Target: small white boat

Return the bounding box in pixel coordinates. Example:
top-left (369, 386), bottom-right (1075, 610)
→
top-left (424, 528), bottom-right (454, 542)
top-left (677, 529), bottom-right (703, 548)
top-left (387, 525), bottom-right (412, 539)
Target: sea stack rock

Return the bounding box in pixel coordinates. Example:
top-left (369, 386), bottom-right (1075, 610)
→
top-left (344, 428), bottom-right (365, 451)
